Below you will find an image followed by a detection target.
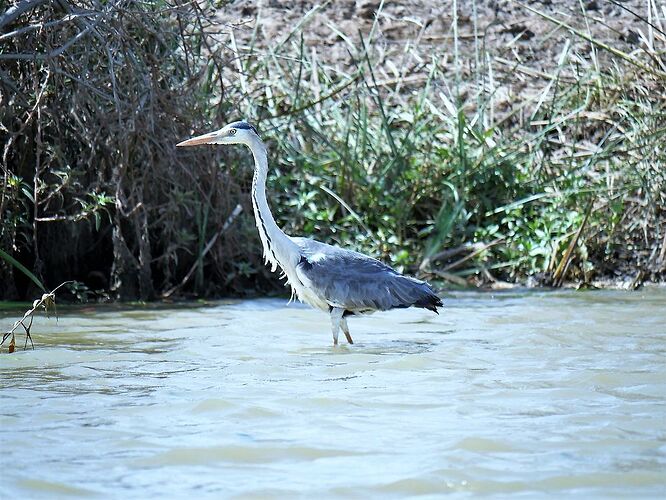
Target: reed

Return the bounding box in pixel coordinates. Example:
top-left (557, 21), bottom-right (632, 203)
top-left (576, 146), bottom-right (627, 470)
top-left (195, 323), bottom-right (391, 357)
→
top-left (224, 0), bottom-right (666, 287)
top-left (1, 1), bottom-right (664, 300)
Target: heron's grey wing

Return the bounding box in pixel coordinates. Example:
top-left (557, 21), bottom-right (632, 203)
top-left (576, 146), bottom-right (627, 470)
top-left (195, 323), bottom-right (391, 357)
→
top-left (292, 238), bottom-right (441, 313)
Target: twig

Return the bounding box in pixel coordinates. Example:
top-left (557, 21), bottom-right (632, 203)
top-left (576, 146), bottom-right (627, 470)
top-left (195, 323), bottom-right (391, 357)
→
top-left (318, 184), bottom-right (377, 246)
top-left (629, 270), bottom-right (644, 290)
top-left (162, 204), bottom-right (242, 298)
top-left (441, 238), bottom-right (504, 272)
top-left (0, 12), bottom-right (97, 41)
top-left (0, 24), bottom-right (94, 61)
top-left (420, 239), bottom-right (503, 272)
top-left (421, 242), bottom-right (485, 271)
top-left (428, 269), bottom-right (468, 287)
top-left (0, 0), bottom-right (47, 30)
top-left (2, 281), bottom-right (72, 352)
top-left (552, 200), bottom-right (594, 287)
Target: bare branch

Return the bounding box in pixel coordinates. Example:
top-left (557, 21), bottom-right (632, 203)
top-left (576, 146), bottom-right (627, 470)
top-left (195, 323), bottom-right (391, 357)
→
top-left (0, 24), bottom-right (94, 61)
top-left (0, 12), bottom-right (97, 41)
top-left (162, 205), bottom-right (243, 298)
top-left (0, 0), bottom-right (47, 30)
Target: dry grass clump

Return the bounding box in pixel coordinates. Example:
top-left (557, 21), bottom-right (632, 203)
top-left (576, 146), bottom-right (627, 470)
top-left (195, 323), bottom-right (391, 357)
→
top-left (509, 1), bottom-right (666, 286)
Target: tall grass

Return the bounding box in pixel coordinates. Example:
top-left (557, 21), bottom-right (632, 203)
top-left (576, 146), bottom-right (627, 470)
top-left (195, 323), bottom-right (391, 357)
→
top-left (220, 1), bottom-right (666, 288)
top-left (1, 1), bottom-right (665, 300)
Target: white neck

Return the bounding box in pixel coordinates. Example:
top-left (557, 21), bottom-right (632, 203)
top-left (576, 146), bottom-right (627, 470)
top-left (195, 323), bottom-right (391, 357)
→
top-left (248, 136), bottom-right (300, 275)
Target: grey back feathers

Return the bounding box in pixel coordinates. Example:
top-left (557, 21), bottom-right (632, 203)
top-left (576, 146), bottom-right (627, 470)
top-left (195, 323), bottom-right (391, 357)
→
top-left (293, 238), bottom-right (442, 314)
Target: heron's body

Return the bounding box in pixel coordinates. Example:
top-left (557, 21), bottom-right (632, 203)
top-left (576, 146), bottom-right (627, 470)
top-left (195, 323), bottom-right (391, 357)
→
top-left (177, 121), bottom-right (442, 344)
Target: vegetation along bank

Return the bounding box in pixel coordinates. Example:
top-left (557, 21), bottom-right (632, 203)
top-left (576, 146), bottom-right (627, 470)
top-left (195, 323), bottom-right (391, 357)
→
top-left (1, 0), bottom-right (665, 301)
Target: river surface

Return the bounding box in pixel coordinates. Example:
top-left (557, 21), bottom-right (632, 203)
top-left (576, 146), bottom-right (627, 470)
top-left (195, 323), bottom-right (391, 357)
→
top-left (1, 290), bottom-right (665, 498)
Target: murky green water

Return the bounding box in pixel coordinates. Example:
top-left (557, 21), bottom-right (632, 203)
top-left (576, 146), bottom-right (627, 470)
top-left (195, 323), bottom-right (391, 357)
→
top-left (1, 290), bottom-right (665, 497)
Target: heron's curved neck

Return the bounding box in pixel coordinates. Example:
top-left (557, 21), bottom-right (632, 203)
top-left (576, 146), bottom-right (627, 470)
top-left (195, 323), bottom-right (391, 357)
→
top-left (248, 137), bottom-right (298, 273)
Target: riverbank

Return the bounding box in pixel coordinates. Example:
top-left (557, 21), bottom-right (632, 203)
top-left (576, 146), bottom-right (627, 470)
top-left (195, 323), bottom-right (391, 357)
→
top-left (1, 1), bottom-right (664, 301)
top-left (214, 0), bottom-right (666, 290)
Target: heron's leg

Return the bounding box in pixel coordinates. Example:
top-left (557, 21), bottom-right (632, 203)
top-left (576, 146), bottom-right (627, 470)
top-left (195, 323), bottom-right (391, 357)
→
top-left (330, 307), bottom-right (344, 346)
top-left (341, 317), bottom-right (354, 344)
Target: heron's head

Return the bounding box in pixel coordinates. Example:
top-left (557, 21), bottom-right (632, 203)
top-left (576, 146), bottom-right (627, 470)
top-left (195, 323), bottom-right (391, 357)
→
top-left (176, 121), bottom-right (259, 147)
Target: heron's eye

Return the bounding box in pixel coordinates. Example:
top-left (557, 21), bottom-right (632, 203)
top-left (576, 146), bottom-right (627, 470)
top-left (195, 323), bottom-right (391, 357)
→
top-left (228, 129), bottom-right (237, 136)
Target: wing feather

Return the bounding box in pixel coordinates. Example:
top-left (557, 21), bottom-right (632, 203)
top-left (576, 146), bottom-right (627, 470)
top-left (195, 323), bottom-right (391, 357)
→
top-left (292, 238), bottom-right (442, 313)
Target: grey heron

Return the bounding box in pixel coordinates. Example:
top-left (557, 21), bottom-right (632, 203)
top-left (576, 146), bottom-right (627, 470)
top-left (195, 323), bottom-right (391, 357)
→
top-left (177, 121), bottom-right (442, 345)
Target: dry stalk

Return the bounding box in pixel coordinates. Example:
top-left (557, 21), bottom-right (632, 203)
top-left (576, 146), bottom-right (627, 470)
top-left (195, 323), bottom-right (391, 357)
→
top-left (1, 281), bottom-right (72, 353)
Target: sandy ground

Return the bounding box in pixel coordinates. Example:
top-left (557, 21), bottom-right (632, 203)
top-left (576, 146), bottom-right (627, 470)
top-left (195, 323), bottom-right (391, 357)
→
top-left (218, 0), bottom-right (651, 121)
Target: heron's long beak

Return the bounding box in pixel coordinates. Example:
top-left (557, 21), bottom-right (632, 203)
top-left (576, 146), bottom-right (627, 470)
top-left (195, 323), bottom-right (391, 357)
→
top-left (176, 131), bottom-right (220, 147)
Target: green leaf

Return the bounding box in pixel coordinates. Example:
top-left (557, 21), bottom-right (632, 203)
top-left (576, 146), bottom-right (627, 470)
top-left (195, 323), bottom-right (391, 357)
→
top-left (0, 249), bottom-right (47, 293)
top-left (21, 187), bottom-right (34, 203)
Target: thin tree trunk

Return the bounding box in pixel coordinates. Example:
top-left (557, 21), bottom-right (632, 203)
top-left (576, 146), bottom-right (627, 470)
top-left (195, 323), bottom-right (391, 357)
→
top-left (135, 202), bottom-right (154, 300)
